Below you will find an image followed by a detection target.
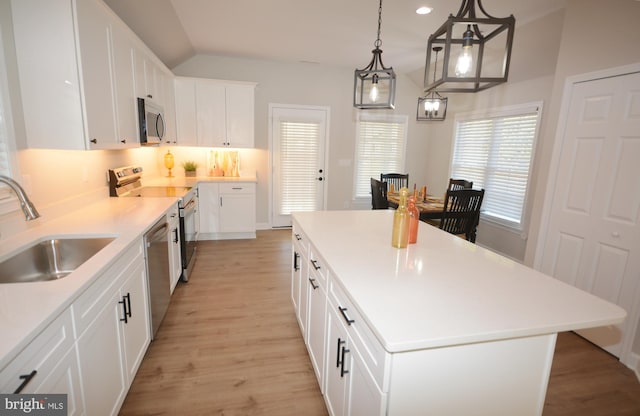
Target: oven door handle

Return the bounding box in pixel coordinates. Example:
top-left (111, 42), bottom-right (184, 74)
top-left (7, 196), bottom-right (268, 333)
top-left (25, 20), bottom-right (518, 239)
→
top-left (181, 199), bottom-right (197, 216)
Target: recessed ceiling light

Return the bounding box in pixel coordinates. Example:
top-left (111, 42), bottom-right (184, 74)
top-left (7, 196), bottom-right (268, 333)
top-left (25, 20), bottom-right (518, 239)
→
top-left (416, 6), bottom-right (433, 15)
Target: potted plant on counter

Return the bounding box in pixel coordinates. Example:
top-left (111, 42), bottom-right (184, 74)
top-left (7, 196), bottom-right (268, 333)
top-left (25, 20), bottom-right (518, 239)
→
top-left (182, 161), bottom-right (198, 177)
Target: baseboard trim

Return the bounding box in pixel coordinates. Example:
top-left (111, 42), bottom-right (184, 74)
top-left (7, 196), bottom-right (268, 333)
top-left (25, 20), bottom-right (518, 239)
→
top-left (628, 351), bottom-right (640, 382)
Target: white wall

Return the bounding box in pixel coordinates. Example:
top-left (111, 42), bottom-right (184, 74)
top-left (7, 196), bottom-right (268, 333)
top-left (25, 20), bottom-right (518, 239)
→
top-left (172, 55), bottom-right (430, 225)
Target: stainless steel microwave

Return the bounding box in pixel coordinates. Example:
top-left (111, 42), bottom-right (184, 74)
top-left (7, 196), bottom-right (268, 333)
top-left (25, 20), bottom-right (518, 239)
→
top-left (137, 98), bottom-right (165, 145)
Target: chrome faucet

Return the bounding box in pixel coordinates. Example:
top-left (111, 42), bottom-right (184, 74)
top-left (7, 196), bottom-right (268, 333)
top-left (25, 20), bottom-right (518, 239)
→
top-left (0, 175), bottom-right (40, 221)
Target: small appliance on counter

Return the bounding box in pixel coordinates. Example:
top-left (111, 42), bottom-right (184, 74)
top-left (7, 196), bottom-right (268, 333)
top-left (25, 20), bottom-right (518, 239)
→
top-left (108, 166), bottom-right (199, 281)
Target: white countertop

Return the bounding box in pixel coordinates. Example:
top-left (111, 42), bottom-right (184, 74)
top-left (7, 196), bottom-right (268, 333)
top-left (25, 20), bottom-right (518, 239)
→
top-left (0, 196), bottom-right (177, 369)
top-left (293, 210), bottom-right (627, 353)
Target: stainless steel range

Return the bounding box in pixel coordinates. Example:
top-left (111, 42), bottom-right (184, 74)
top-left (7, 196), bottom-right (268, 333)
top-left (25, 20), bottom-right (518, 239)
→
top-left (108, 166), bottom-right (199, 281)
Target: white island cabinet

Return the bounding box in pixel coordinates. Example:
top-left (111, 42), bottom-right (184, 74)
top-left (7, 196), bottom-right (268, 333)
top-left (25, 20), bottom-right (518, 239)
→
top-left (291, 210), bottom-right (626, 416)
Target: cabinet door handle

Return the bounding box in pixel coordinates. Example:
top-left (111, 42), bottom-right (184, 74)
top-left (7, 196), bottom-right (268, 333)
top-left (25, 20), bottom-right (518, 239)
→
top-left (119, 293), bottom-right (131, 323)
top-left (232, 187), bottom-right (243, 190)
top-left (309, 278), bottom-right (318, 290)
top-left (293, 251), bottom-right (299, 271)
top-left (336, 338), bottom-right (345, 368)
top-left (338, 306), bottom-right (355, 326)
top-left (340, 347), bottom-right (350, 377)
top-left (294, 233), bottom-right (302, 241)
top-left (310, 259), bottom-right (321, 270)
top-left (126, 293), bottom-right (132, 319)
top-left (220, 197), bottom-right (223, 207)
top-left (90, 138), bottom-right (97, 144)
top-left (173, 227), bottom-right (179, 243)
top-left (13, 370), bottom-right (37, 394)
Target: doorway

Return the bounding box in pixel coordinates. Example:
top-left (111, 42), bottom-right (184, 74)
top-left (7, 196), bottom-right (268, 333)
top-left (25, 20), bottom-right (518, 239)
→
top-left (536, 65), bottom-right (640, 367)
top-left (269, 104), bottom-right (329, 227)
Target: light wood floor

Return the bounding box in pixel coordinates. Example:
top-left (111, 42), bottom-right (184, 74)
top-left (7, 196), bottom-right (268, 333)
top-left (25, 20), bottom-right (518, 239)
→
top-left (120, 229), bottom-right (640, 415)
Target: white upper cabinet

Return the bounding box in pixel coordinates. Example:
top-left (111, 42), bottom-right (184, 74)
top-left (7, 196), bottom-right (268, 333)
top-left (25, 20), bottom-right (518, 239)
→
top-left (174, 78), bottom-right (198, 146)
top-left (11, 0), bottom-right (86, 150)
top-left (11, 0), bottom-right (174, 150)
top-left (175, 77), bottom-right (256, 148)
top-left (76, 0), bottom-right (137, 149)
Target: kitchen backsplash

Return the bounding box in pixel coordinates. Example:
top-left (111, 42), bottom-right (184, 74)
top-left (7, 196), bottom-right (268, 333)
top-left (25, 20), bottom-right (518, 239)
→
top-left (206, 150), bottom-right (239, 177)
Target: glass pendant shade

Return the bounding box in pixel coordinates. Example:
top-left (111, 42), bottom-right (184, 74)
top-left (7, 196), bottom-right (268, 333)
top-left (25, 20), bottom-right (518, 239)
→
top-left (417, 92), bottom-right (448, 121)
top-left (354, 0), bottom-right (396, 109)
top-left (354, 49), bottom-right (396, 109)
top-left (424, 0), bottom-right (515, 93)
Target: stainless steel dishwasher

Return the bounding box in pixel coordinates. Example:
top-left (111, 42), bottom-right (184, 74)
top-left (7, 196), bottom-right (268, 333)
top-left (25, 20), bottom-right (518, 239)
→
top-left (144, 217), bottom-right (171, 339)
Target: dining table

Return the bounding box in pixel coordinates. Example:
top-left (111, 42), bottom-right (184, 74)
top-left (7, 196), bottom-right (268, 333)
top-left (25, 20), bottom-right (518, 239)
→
top-left (387, 192), bottom-right (445, 220)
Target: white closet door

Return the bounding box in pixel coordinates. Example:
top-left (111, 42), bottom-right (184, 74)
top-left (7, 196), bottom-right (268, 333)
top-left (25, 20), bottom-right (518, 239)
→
top-left (539, 70), bottom-right (640, 360)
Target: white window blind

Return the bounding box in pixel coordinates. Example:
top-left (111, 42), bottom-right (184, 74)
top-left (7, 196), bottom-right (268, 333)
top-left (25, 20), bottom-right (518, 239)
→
top-left (279, 120), bottom-right (320, 214)
top-left (451, 103), bottom-right (542, 230)
top-left (354, 113), bottom-right (408, 198)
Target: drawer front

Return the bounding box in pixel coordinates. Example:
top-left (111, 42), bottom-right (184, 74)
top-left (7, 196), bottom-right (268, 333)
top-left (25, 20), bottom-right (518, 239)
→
top-left (292, 223), bottom-right (309, 258)
top-left (308, 246), bottom-right (328, 289)
top-left (72, 240), bottom-right (144, 337)
top-left (219, 182), bottom-right (255, 194)
top-left (0, 309), bottom-right (75, 394)
top-left (329, 279), bottom-right (389, 391)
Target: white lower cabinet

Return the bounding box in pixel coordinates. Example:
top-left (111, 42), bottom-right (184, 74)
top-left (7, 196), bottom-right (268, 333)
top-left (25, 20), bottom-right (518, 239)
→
top-left (168, 203), bottom-right (182, 293)
top-left (0, 309), bottom-right (83, 415)
top-left (198, 182), bottom-right (256, 240)
top-left (325, 297), bottom-right (386, 416)
top-left (75, 241), bottom-right (149, 415)
top-left (291, 221), bottom-right (387, 416)
top-left (306, 250), bottom-right (327, 391)
top-left (292, 229), bottom-right (309, 336)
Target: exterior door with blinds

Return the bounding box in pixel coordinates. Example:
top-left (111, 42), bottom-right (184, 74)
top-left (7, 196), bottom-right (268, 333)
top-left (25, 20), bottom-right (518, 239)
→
top-left (270, 105), bottom-right (328, 227)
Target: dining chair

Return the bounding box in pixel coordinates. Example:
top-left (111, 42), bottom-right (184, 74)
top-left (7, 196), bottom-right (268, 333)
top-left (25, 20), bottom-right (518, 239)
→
top-left (370, 178), bottom-right (389, 210)
top-left (448, 178), bottom-right (473, 191)
top-left (380, 173), bottom-right (409, 192)
top-left (439, 188), bottom-right (485, 243)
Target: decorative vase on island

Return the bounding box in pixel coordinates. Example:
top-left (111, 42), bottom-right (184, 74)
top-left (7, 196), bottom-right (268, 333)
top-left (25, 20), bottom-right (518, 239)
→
top-left (408, 195), bottom-right (419, 244)
top-left (391, 187), bottom-right (410, 248)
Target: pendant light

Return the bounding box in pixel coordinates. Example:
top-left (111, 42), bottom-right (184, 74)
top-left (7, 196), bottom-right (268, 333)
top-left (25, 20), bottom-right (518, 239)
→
top-left (354, 0), bottom-right (396, 109)
top-left (417, 47), bottom-right (448, 121)
top-left (423, 0), bottom-right (515, 93)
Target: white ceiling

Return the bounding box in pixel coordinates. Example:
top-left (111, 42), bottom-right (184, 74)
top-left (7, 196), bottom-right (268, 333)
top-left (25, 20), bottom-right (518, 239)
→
top-left (104, 0), bottom-right (565, 75)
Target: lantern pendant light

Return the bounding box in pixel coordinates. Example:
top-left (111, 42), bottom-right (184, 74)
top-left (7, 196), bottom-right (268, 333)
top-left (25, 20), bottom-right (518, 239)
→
top-left (424, 0), bottom-right (515, 93)
top-left (417, 47), bottom-right (447, 121)
top-left (354, 0), bottom-right (396, 109)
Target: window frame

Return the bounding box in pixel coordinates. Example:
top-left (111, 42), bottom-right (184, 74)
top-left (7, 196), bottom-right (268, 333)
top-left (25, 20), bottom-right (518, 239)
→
top-left (353, 111), bottom-right (408, 201)
top-left (450, 101), bottom-right (543, 232)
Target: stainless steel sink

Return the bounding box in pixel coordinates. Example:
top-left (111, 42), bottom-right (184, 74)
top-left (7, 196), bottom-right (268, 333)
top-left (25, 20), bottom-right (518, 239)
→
top-left (0, 237), bottom-right (115, 283)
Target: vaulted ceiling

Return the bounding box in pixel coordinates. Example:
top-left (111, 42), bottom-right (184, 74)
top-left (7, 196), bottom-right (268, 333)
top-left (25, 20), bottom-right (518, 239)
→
top-left (104, 0), bottom-right (565, 78)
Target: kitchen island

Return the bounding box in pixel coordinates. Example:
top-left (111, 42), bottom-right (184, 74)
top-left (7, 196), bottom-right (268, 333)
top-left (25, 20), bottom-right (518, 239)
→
top-left (291, 210), bottom-right (626, 416)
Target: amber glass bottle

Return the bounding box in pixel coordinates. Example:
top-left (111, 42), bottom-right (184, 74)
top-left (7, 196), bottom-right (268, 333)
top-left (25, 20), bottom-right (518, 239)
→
top-left (391, 187), bottom-right (410, 248)
top-left (408, 195), bottom-right (419, 244)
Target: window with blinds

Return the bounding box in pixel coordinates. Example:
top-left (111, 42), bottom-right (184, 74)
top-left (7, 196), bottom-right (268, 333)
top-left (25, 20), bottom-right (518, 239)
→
top-left (451, 103), bottom-right (542, 230)
top-left (279, 120), bottom-right (320, 214)
top-left (354, 113), bottom-right (408, 199)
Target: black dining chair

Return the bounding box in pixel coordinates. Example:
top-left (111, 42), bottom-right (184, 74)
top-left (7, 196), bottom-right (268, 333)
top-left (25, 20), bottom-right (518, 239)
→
top-left (448, 178), bottom-right (473, 191)
top-left (439, 188), bottom-right (484, 243)
top-left (380, 173), bottom-right (409, 192)
top-left (370, 178), bottom-right (389, 210)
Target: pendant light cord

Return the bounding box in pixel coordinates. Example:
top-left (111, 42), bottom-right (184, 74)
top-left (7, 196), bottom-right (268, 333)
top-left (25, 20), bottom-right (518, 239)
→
top-left (374, 0), bottom-right (383, 48)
